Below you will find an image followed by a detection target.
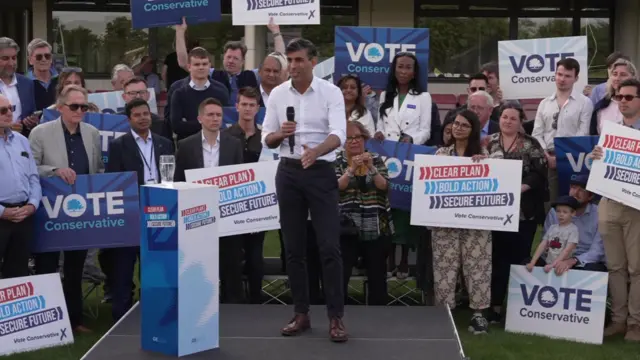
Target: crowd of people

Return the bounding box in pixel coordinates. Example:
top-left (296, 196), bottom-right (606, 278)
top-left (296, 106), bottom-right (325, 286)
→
top-left (0, 20), bottom-right (638, 344)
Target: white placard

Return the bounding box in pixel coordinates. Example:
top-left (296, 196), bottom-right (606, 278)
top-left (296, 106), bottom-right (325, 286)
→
top-left (232, 0), bottom-right (321, 25)
top-left (498, 36), bottom-right (588, 100)
top-left (0, 274), bottom-right (73, 356)
top-left (587, 121), bottom-right (640, 210)
top-left (410, 155), bottom-right (522, 232)
top-left (88, 90), bottom-right (158, 115)
top-left (505, 265), bottom-right (608, 344)
top-left (185, 161), bottom-right (280, 236)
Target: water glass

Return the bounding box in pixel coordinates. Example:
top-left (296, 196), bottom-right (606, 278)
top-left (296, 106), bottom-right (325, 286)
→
top-left (159, 155), bottom-right (175, 184)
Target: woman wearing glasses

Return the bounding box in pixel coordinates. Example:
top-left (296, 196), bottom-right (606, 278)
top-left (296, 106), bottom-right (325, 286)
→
top-left (589, 58), bottom-right (637, 135)
top-left (335, 121), bottom-right (393, 305)
top-left (485, 103), bottom-right (548, 325)
top-left (374, 52), bottom-right (433, 279)
top-left (29, 85), bottom-right (104, 334)
top-left (338, 74), bottom-right (375, 136)
top-left (432, 110), bottom-right (492, 334)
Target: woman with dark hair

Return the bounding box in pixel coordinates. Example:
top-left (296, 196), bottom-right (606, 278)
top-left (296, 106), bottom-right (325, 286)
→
top-left (486, 102), bottom-right (548, 325)
top-left (338, 75), bottom-right (375, 136)
top-left (373, 52), bottom-right (433, 279)
top-left (432, 110), bottom-right (492, 335)
top-left (46, 68), bottom-right (86, 110)
top-left (440, 117), bottom-right (454, 147)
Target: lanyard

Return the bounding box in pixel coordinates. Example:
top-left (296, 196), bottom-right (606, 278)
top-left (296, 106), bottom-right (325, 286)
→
top-left (135, 139), bottom-right (155, 181)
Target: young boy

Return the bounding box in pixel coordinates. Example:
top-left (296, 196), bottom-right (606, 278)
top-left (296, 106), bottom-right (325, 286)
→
top-left (527, 195), bottom-right (580, 273)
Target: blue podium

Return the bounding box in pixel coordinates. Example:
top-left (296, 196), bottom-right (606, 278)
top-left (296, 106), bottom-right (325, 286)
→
top-left (139, 182), bottom-right (219, 357)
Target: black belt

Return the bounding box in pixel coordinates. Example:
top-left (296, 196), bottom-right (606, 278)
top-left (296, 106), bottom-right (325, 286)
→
top-left (0, 201), bottom-right (28, 208)
top-left (280, 157), bottom-right (334, 169)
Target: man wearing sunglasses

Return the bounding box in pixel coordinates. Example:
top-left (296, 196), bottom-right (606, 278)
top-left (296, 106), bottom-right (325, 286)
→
top-left (0, 94), bottom-right (41, 279)
top-left (444, 73), bottom-right (498, 126)
top-left (0, 37), bottom-right (36, 137)
top-left (27, 38), bottom-right (58, 112)
top-left (29, 84), bottom-right (104, 334)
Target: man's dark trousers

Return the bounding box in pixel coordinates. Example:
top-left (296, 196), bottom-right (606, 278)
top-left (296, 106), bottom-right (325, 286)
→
top-left (275, 158), bottom-right (344, 318)
top-left (111, 246), bottom-right (139, 321)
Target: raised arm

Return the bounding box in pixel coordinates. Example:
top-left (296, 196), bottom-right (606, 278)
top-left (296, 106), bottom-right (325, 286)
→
top-left (175, 18), bottom-right (189, 71)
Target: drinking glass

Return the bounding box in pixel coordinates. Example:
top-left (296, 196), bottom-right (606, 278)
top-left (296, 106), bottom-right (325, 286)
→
top-left (159, 155), bottom-right (175, 184)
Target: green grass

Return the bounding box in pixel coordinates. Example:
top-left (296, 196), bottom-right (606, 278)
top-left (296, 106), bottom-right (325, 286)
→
top-left (5, 230), bottom-right (640, 360)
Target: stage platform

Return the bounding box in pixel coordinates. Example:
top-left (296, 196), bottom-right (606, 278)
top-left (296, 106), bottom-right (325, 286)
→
top-left (81, 303), bottom-right (466, 360)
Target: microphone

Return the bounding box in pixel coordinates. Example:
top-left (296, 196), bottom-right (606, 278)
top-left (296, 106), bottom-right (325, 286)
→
top-left (286, 106), bottom-right (295, 154)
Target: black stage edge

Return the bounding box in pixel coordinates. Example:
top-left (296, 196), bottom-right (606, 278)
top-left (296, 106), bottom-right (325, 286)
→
top-left (81, 303), bottom-right (467, 360)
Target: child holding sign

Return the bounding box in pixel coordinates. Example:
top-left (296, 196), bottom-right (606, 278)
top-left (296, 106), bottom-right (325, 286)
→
top-left (527, 196), bottom-right (580, 273)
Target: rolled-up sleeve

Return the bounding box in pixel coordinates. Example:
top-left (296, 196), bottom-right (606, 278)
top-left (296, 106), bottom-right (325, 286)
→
top-left (26, 142), bottom-right (42, 210)
top-left (261, 89), bottom-right (280, 148)
top-left (327, 86), bottom-right (347, 147)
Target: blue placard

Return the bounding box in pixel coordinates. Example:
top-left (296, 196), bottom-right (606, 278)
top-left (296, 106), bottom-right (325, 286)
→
top-left (32, 172), bottom-right (140, 253)
top-left (555, 136), bottom-right (599, 196)
top-left (334, 26), bottom-right (429, 90)
top-left (41, 109), bottom-right (130, 165)
top-left (365, 140), bottom-right (436, 211)
top-left (130, 0), bottom-right (221, 30)
top-left (222, 107), bottom-right (265, 128)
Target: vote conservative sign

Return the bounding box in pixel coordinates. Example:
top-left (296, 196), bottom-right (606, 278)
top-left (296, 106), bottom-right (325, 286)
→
top-left (41, 110), bottom-right (130, 166)
top-left (130, 0), bottom-right (222, 29)
top-left (32, 172), bottom-right (141, 253)
top-left (0, 274), bottom-right (73, 356)
top-left (587, 121), bottom-right (640, 210)
top-left (365, 139), bottom-right (436, 211)
top-left (410, 155), bottom-right (522, 232)
top-left (555, 136), bottom-right (598, 196)
top-left (185, 161), bottom-right (280, 236)
top-left (505, 265), bottom-right (608, 344)
top-left (497, 36), bottom-right (588, 100)
top-left (231, 0), bottom-right (320, 25)
top-left (334, 26), bottom-right (429, 90)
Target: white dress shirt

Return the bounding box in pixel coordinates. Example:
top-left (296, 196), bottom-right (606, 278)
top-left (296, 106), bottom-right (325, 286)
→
top-left (261, 76), bottom-right (347, 162)
top-left (532, 92), bottom-right (593, 151)
top-left (202, 131), bottom-right (221, 168)
top-left (132, 130), bottom-right (159, 183)
top-left (190, 79), bottom-right (211, 91)
top-left (0, 76), bottom-right (21, 122)
top-left (260, 84), bottom-right (270, 105)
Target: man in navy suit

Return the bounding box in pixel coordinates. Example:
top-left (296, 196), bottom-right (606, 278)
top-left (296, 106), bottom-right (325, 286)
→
top-left (0, 38), bottom-right (37, 137)
top-left (105, 98), bottom-right (174, 322)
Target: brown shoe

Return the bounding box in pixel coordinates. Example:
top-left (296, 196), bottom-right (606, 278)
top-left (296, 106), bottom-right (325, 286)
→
top-left (329, 317), bottom-right (348, 343)
top-left (281, 313), bottom-right (310, 336)
top-left (625, 325), bottom-right (640, 342)
top-left (604, 322), bottom-right (626, 337)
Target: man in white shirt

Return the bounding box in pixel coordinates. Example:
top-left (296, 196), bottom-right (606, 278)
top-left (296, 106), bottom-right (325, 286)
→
top-left (262, 38), bottom-right (348, 342)
top-left (532, 57), bottom-right (593, 205)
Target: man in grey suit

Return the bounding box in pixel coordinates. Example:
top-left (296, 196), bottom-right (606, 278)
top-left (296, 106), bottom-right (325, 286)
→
top-left (29, 84), bottom-right (104, 334)
top-left (173, 97), bottom-right (244, 303)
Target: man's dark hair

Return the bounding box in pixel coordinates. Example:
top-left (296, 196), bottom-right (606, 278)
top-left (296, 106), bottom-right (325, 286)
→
top-left (285, 38), bottom-right (318, 59)
top-left (223, 41), bottom-right (247, 59)
top-left (606, 51), bottom-right (630, 68)
top-left (125, 98), bottom-right (150, 118)
top-left (619, 78), bottom-right (640, 97)
top-left (468, 73), bottom-right (489, 85)
top-left (237, 87), bottom-right (260, 104)
top-left (198, 97), bottom-right (223, 114)
top-left (123, 76), bottom-right (147, 90)
top-left (188, 47), bottom-right (210, 62)
top-left (556, 58), bottom-right (581, 76)
top-left (480, 61), bottom-right (499, 78)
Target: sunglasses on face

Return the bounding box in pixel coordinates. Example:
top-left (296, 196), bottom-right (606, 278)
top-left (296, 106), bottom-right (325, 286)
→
top-left (0, 105), bottom-right (14, 115)
top-left (470, 87), bottom-right (486, 92)
top-left (66, 103), bottom-right (89, 112)
top-left (613, 94), bottom-right (640, 102)
top-left (34, 53), bottom-right (52, 61)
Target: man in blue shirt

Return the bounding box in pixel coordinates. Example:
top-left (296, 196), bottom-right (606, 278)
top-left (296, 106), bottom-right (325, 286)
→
top-left (0, 94), bottom-right (41, 278)
top-left (543, 174), bottom-right (606, 275)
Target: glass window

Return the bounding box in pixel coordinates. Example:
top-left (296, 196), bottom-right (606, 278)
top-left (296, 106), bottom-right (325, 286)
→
top-left (415, 17), bottom-right (509, 76)
top-left (581, 17), bottom-right (610, 78)
top-left (517, 18), bottom-right (573, 39)
top-left (52, 12), bottom-right (149, 75)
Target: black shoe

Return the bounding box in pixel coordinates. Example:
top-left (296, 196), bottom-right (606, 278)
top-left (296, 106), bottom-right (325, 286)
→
top-left (486, 308), bottom-right (503, 324)
top-left (468, 314), bottom-right (489, 335)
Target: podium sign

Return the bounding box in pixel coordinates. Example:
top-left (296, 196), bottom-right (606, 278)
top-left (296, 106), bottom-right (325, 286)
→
top-left (140, 182), bottom-right (219, 357)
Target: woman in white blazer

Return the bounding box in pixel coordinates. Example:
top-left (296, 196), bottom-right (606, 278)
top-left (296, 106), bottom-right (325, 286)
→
top-left (338, 74), bottom-right (376, 136)
top-left (375, 52), bottom-right (432, 279)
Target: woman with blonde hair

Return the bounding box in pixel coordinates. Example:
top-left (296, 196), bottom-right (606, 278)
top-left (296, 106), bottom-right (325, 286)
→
top-left (589, 58), bottom-right (638, 135)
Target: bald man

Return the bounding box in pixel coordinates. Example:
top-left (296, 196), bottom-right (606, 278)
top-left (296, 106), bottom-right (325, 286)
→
top-left (0, 94), bottom-right (42, 278)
